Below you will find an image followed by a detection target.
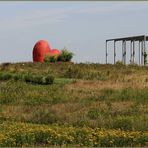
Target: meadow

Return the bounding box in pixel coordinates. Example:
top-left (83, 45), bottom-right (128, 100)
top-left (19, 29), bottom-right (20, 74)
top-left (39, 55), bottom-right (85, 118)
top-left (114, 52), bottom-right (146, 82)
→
top-left (0, 62), bottom-right (147, 146)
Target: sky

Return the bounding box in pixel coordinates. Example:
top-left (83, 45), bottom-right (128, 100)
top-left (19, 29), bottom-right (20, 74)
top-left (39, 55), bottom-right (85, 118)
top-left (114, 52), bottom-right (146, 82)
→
top-left (0, 1), bottom-right (148, 64)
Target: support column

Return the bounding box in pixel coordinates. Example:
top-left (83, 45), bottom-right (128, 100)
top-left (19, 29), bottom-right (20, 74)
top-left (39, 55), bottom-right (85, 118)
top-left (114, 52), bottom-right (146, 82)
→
top-left (114, 41), bottom-right (116, 64)
top-left (141, 41), bottom-right (143, 65)
top-left (124, 41), bottom-right (126, 65)
top-left (105, 41), bottom-right (108, 64)
top-left (130, 41), bottom-right (133, 64)
top-left (122, 41), bottom-right (124, 64)
top-left (144, 36), bottom-right (146, 65)
top-left (123, 41), bottom-right (125, 65)
top-left (139, 41), bottom-right (141, 65)
top-left (133, 40), bottom-right (135, 64)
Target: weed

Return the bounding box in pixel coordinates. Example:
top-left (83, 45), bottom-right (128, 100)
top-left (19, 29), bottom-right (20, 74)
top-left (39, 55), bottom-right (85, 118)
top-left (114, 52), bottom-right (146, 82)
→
top-left (0, 62), bottom-right (147, 146)
top-left (44, 75), bottom-right (54, 84)
top-left (113, 116), bottom-right (133, 130)
top-left (0, 72), bottom-right (12, 80)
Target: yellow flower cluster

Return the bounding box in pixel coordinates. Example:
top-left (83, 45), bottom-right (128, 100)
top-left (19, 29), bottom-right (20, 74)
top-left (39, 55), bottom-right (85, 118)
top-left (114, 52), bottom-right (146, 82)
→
top-left (0, 121), bottom-right (147, 147)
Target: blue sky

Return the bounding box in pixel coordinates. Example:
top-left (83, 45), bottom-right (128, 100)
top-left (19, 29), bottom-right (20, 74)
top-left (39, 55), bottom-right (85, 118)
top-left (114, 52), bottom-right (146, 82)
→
top-left (0, 1), bottom-right (148, 64)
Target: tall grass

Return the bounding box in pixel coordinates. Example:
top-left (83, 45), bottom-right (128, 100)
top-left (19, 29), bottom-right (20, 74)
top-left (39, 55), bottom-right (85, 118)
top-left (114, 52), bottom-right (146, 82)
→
top-left (0, 62), bottom-right (147, 146)
top-left (0, 72), bottom-right (54, 85)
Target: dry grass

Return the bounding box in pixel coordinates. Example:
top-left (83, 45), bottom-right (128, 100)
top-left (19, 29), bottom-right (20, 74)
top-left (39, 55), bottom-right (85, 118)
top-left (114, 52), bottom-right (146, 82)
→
top-left (0, 62), bottom-right (147, 131)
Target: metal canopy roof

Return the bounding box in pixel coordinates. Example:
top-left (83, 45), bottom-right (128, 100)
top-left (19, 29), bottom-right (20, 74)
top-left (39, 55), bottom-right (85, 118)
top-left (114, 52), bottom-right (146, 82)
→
top-left (106, 35), bottom-right (148, 42)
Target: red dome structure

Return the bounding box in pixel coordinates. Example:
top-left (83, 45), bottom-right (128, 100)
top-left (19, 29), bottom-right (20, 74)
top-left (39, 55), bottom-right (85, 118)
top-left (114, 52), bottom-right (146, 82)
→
top-left (50, 49), bottom-right (61, 56)
top-left (33, 40), bottom-right (51, 62)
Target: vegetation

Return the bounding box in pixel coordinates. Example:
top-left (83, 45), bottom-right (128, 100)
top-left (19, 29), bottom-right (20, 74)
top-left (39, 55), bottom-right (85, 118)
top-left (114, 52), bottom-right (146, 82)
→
top-left (144, 51), bottom-right (147, 65)
top-left (0, 62), bottom-right (148, 146)
top-left (116, 60), bottom-right (124, 65)
top-left (44, 53), bottom-right (59, 63)
top-left (0, 72), bottom-right (54, 85)
top-left (0, 122), bottom-right (147, 147)
top-left (44, 48), bottom-right (74, 63)
top-left (58, 48), bottom-right (74, 62)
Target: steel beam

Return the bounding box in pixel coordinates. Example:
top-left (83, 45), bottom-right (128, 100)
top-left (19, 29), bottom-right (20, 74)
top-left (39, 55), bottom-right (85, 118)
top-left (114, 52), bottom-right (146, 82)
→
top-left (114, 41), bottom-right (116, 64)
top-left (130, 41), bottom-right (133, 64)
top-left (139, 41), bottom-right (141, 65)
top-left (122, 41), bottom-right (124, 64)
top-left (124, 41), bottom-right (126, 65)
top-left (105, 41), bottom-right (108, 64)
top-left (141, 41), bottom-right (143, 65)
top-left (133, 40), bottom-right (135, 64)
top-left (144, 36), bottom-right (146, 65)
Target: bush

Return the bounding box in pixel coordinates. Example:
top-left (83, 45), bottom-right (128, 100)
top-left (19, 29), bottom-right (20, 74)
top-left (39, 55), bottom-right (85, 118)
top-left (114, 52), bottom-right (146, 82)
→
top-left (49, 56), bottom-right (57, 63)
top-left (32, 76), bottom-right (43, 84)
top-left (24, 74), bottom-right (54, 85)
top-left (58, 48), bottom-right (74, 62)
top-left (24, 74), bottom-right (34, 83)
top-left (13, 74), bottom-right (22, 81)
top-left (0, 72), bottom-right (54, 85)
top-left (43, 48), bottom-right (74, 63)
top-left (44, 53), bottom-right (59, 63)
top-left (44, 75), bottom-right (54, 84)
top-left (0, 72), bottom-right (12, 80)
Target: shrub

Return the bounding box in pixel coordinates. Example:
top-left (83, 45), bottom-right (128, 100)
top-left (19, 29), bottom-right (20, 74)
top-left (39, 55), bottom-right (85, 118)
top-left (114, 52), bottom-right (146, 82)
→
top-left (44, 75), bottom-right (54, 84)
top-left (0, 72), bottom-right (12, 80)
top-left (23, 74), bottom-right (54, 85)
top-left (32, 76), bottom-right (43, 84)
top-left (0, 72), bottom-right (54, 85)
top-left (44, 53), bottom-right (59, 63)
top-left (13, 73), bottom-right (23, 81)
top-left (43, 48), bottom-right (74, 63)
top-left (49, 56), bottom-right (57, 63)
top-left (58, 48), bottom-right (74, 62)
top-left (24, 74), bottom-right (34, 83)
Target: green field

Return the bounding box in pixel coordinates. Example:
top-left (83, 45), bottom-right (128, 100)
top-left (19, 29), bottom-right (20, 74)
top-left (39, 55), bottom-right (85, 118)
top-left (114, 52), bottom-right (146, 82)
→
top-left (0, 62), bottom-right (147, 147)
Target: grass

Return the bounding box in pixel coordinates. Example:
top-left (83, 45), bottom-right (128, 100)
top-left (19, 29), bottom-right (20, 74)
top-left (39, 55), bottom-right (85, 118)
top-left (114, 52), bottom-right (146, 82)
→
top-left (0, 71), bottom-right (54, 85)
top-left (0, 121), bottom-right (147, 147)
top-left (0, 62), bottom-right (148, 146)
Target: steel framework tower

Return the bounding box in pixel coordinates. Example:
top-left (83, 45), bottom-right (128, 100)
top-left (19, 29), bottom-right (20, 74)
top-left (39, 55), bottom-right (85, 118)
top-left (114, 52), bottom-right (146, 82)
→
top-left (105, 35), bottom-right (147, 65)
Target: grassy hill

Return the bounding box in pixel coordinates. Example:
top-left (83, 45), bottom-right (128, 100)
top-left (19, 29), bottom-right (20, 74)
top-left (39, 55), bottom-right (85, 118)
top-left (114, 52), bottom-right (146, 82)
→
top-left (0, 62), bottom-right (147, 147)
